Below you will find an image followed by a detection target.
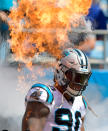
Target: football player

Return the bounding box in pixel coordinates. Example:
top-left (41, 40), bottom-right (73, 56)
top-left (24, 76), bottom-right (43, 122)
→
top-left (22, 48), bottom-right (92, 131)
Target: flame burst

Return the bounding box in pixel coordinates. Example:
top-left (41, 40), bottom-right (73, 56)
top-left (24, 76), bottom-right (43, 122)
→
top-left (9, 0), bottom-right (91, 63)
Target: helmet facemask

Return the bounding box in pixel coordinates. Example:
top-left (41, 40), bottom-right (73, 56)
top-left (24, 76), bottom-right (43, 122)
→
top-left (65, 69), bottom-right (92, 96)
top-left (54, 65), bottom-right (91, 97)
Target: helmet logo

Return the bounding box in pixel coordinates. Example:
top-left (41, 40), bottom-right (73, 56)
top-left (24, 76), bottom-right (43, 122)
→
top-left (80, 68), bottom-right (88, 72)
top-left (63, 51), bottom-right (70, 56)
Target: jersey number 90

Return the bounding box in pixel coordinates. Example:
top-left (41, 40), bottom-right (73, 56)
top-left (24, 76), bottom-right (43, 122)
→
top-left (52, 108), bottom-right (81, 131)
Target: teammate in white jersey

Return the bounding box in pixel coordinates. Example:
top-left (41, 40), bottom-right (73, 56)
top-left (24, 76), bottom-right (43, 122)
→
top-left (22, 48), bottom-right (92, 131)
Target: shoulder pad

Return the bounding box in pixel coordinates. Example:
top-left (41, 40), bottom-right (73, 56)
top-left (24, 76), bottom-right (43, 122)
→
top-left (26, 83), bottom-right (53, 104)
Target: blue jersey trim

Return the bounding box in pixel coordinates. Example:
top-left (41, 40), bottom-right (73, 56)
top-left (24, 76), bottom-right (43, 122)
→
top-left (31, 83), bottom-right (53, 104)
top-left (82, 97), bottom-right (88, 109)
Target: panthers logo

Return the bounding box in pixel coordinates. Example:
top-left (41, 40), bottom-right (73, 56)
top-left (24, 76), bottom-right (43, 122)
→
top-left (30, 89), bottom-right (42, 100)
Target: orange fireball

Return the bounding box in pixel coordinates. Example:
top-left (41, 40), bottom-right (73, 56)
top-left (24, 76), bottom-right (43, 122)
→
top-left (9, 0), bottom-right (92, 63)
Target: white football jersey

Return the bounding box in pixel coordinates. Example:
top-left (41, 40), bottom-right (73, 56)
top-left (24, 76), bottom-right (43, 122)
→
top-left (25, 83), bottom-right (87, 131)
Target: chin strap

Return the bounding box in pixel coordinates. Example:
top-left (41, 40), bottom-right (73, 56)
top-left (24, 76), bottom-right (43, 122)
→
top-left (66, 86), bottom-right (82, 96)
top-left (65, 90), bottom-right (75, 97)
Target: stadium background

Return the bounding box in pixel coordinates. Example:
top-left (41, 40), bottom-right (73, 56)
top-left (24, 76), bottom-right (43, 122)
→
top-left (0, 0), bottom-right (108, 131)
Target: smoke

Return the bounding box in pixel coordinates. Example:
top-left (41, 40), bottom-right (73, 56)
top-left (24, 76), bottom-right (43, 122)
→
top-left (86, 97), bottom-right (108, 131)
top-left (84, 84), bottom-right (108, 131)
top-left (0, 116), bottom-right (21, 131)
top-left (0, 64), bottom-right (24, 131)
top-left (67, 16), bottom-right (94, 47)
top-left (0, 64), bottom-right (53, 131)
top-left (0, 64), bottom-right (108, 131)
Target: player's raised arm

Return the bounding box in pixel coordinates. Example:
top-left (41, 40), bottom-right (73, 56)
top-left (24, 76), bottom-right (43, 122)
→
top-left (22, 83), bottom-right (53, 131)
top-left (22, 101), bottom-right (50, 131)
